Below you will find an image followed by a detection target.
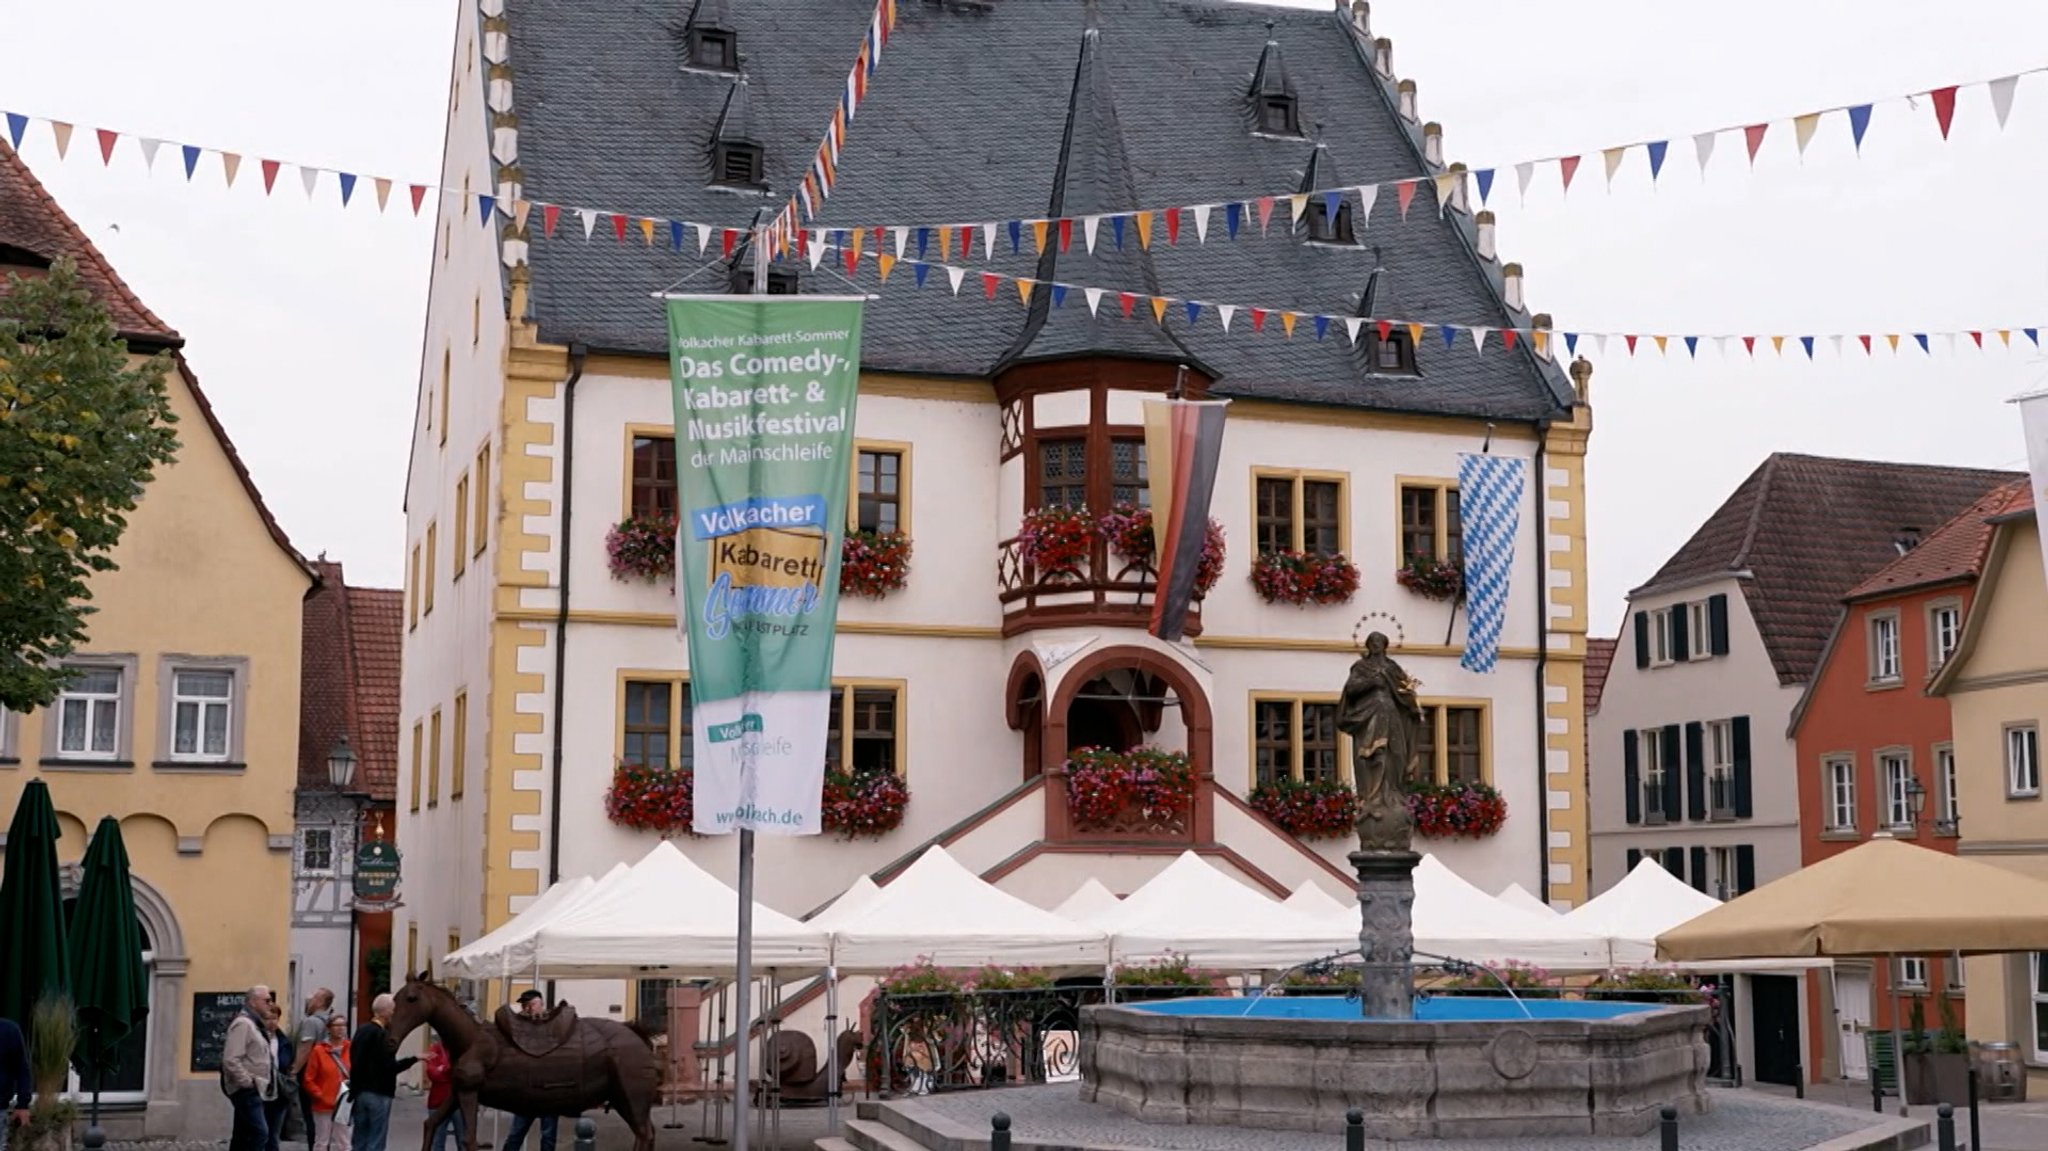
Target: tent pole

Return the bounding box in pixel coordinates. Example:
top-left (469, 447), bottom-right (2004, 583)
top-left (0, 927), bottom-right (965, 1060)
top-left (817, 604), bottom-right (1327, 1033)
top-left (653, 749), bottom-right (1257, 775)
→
top-left (824, 968), bottom-right (840, 1133)
top-left (1890, 955), bottom-right (1910, 1116)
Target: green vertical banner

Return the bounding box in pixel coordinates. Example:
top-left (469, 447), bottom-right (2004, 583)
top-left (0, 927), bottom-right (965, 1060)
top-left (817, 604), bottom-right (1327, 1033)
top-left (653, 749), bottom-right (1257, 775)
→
top-left (665, 295), bottom-right (865, 836)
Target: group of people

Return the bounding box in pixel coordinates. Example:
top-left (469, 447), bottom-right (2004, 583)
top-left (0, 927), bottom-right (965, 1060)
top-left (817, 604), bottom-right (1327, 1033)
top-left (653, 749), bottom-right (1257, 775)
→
top-left (220, 985), bottom-right (563, 1151)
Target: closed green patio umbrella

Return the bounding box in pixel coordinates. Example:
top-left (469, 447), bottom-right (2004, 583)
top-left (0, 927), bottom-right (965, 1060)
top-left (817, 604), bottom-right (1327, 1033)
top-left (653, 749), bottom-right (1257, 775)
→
top-left (0, 779), bottom-right (70, 1030)
top-left (69, 816), bottom-right (147, 1126)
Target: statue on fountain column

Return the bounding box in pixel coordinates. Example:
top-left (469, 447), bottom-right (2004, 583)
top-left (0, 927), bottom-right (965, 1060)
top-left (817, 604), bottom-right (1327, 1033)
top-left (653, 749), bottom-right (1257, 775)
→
top-left (1338, 632), bottom-right (1425, 854)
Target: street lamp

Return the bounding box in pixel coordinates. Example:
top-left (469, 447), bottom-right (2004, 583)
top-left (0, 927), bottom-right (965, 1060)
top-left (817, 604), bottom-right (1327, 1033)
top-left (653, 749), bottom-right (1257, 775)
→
top-left (327, 735), bottom-right (367, 1021)
top-left (327, 734), bottom-right (358, 791)
top-left (1905, 775), bottom-right (1928, 831)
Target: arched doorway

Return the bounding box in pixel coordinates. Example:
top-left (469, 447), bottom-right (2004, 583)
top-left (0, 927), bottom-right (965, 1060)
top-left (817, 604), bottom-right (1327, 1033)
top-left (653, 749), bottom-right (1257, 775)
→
top-left (59, 897), bottom-right (154, 1104)
top-left (58, 862), bottom-right (185, 1116)
top-left (1064, 676), bottom-right (1145, 753)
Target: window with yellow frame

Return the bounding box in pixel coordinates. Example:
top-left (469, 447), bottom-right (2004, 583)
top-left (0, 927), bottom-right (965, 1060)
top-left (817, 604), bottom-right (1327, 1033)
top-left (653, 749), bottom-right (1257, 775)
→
top-left (408, 544), bottom-right (421, 630)
top-left (1414, 700), bottom-right (1489, 786)
top-left (851, 442), bottom-right (911, 535)
top-left (423, 523), bottom-right (438, 615)
top-left (619, 674), bottom-right (694, 770)
top-left (617, 676), bottom-right (906, 778)
top-left (451, 692), bottom-right (467, 800)
top-left (1249, 694), bottom-right (1342, 788)
top-left (427, 708), bottom-right (443, 808)
top-left (1252, 470), bottom-right (1347, 557)
top-left (1396, 479), bottom-right (1463, 567)
top-left (409, 721), bottom-right (424, 812)
top-left (473, 442), bottom-right (492, 557)
top-left (406, 922), bottom-right (419, 978)
top-left (453, 475), bottom-right (469, 577)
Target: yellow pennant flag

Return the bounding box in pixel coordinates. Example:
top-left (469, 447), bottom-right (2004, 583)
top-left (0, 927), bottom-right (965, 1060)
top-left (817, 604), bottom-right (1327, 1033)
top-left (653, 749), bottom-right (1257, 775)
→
top-left (1407, 323), bottom-right (1424, 347)
top-left (1434, 172), bottom-right (1456, 210)
top-left (221, 152), bottom-right (242, 186)
top-left (1533, 329), bottom-right (1549, 355)
top-left (1887, 334), bottom-right (1901, 352)
top-left (1653, 334), bottom-right (1668, 355)
top-left (1999, 329), bottom-right (2012, 347)
top-left (50, 121), bottom-right (73, 159)
top-left (375, 178), bottom-right (394, 212)
top-left (1771, 335), bottom-right (1786, 355)
top-left (1602, 146), bottom-right (1626, 187)
top-left (639, 217), bottom-right (656, 245)
top-left (1149, 296), bottom-right (1168, 324)
top-left (1288, 194), bottom-right (1308, 222)
top-left (877, 253), bottom-right (896, 282)
top-left (1136, 211), bottom-right (1154, 249)
top-left (1031, 220), bottom-right (1049, 254)
top-left (512, 199), bottom-right (532, 229)
top-left (1016, 278), bottom-right (1034, 304)
top-left (850, 229), bottom-right (865, 260)
top-left (937, 225), bottom-right (953, 262)
top-left (1793, 113), bottom-right (1822, 157)
top-left (1281, 311), bottom-right (1298, 337)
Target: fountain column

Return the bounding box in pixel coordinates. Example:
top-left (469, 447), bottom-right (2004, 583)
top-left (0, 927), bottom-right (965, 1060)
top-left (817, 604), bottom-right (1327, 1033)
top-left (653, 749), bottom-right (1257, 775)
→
top-left (1336, 629), bottom-right (1426, 1020)
top-left (1350, 849), bottom-right (1419, 1019)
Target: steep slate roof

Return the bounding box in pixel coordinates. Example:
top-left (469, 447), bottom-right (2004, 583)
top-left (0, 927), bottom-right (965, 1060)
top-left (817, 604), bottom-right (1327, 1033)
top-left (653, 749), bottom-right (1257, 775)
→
top-left (1584, 637), bottom-right (1616, 714)
top-left (504, 0), bottom-right (1573, 421)
top-left (1846, 479), bottom-right (2030, 601)
top-left (1636, 453), bottom-right (2022, 685)
top-left (1, 141), bottom-right (312, 577)
top-left (299, 559), bottom-right (403, 802)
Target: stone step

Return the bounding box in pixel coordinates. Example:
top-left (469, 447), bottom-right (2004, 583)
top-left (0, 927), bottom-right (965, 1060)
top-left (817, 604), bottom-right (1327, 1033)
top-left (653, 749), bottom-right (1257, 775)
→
top-left (813, 1137), bottom-right (860, 1151)
top-left (843, 1117), bottom-right (938, 1151)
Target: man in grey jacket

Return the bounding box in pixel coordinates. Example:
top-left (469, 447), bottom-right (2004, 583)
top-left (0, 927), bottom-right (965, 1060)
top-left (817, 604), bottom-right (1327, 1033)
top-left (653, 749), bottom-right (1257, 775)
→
top-left (221, 986), bottom-right (276, 1151)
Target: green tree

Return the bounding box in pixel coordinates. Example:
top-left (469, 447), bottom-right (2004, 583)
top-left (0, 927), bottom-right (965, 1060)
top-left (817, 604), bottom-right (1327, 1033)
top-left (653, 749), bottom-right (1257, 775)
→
top-left (0, 257), bottom-right (179, 712)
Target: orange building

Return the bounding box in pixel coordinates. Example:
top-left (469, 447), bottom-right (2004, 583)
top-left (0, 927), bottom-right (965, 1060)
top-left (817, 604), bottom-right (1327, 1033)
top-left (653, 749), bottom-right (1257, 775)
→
top-left (1788, 480), bottom-right (2024, 1082)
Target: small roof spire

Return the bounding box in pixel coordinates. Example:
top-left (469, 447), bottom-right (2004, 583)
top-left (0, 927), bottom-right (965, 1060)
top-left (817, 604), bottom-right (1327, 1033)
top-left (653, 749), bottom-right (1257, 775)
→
top-left (1249, 32), bottom-right (1293, 98)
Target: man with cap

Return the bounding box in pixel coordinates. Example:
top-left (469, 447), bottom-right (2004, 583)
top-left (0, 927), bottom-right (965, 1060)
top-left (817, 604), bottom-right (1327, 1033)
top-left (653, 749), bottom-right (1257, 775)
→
top-left (499, 992), bottom-right (558, 1151)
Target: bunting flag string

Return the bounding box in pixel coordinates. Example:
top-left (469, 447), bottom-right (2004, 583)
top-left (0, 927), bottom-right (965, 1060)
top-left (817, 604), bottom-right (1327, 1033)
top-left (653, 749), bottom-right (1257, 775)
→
top-left (1, 58), bottom-right (2038, 254)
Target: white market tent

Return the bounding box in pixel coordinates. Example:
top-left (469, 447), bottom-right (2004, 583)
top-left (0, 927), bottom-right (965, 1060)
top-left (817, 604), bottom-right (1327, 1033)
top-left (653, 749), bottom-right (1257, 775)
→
top-left (1282, 879), bottom-right (1352, 919)
top-left (1303, 854), bottom-right (1609, 970)
top-left (1051, 877), bottom-right (1124, 924)
top-left (1563, 857), bottom-right (1723, 966)
top-left (806, 875), bottom-right (884, 934)
top-left (441, 861), bottom-right (631, 978)
top-left (1497, 882), bottom-right (1559, 918)
top-left (1097, 851), bottom-right (1348, 969)
top-left (535, 841), bottom-right (831, 975)
top-left (828, 846), bottom-right (1109, 973)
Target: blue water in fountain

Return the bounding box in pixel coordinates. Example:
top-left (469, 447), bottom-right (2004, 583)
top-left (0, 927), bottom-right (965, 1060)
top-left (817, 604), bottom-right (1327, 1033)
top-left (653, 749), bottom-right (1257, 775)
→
top-left (1134, 997), bottom-right (1658, 1022)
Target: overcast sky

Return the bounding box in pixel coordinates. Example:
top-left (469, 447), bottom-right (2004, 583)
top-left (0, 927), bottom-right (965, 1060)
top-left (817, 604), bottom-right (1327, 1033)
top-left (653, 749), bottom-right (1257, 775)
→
top-left (5, 0), bottom-right (2044, 631)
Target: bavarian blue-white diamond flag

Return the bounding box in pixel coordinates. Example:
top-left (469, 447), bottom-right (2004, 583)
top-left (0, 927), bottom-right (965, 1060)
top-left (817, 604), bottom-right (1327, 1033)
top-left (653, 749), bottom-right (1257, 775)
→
top-left (1457, 454), bottom-right (1526, 673)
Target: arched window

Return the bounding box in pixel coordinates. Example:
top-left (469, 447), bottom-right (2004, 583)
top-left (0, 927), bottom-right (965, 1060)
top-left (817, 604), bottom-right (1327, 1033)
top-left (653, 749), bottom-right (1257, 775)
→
top-left (60, 897), bottom-right (155, 1102)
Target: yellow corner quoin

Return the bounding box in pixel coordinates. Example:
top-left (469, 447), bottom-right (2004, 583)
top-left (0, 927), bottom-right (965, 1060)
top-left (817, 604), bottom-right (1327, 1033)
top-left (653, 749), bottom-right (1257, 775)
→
top-left (1541, 401), bottom-right (1594, 907)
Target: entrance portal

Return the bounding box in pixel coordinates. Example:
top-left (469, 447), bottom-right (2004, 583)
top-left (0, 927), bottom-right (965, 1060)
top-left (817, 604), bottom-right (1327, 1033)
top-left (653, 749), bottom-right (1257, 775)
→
top-left (1065, 678), bottom-right (1144, 753)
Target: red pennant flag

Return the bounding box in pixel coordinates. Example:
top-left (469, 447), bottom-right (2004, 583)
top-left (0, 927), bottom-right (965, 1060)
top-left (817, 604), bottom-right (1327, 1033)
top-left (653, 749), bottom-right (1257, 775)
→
top-left (409, 185), bottom-right (427, 215)
top-left (1255, 196), bottom-right (1275, 234)
top-left (1250, 308), bottom-right (1268, 333)
top-left (1859, 335), bottom-right (1872, 354)
top-left (1970, 330), bottom-right (1984, 348)
top-left (609, 214), bottom-right (628, 241)
top-left (982, 273), bottom-right (999, 299)
top-left (1742, 336), bottom-right (1756, 356)
top-left (261, 159), bottom-right (281, 193)
top-left (1558, 155), bottom-right (1582, 191)
top-left (96, 129), bottom-right (118, 165)
top-left (1625, 334), bottom-right (1639, 355)
top-left (1395, 181), bottom-right (1417, 219)
top-left (542, 204), bottom-right (560, 237)
top-left (1166, 207), bottom-right (1181, 245)
top-left (1930, 86), bottom-right (1959, 139)
top-left (1376, 320), bottom-right (1392, 341)
top-left (844, 246), bottom-right (860, 276)
top-left (1743, 123), bottom-right (1768, 164)
top-left (795, 229), bottom-right (809, 258)
top-left (1119, 292), bottom-right (1137, 318)
top-left (873, 226), bottom-right (887, 255)
top-left (722, 229), bottom-right (737, 257)
top-left (1503, 329), bottom-right (1518, 350)
top-left (1058, 218), bottom-right (1072, 252)
top-left (959, 223), bottom-right (977, 257)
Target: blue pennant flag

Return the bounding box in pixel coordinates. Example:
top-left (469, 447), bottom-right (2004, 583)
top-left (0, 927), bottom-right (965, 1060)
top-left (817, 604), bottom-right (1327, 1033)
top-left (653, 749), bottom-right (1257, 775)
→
top-left (1323, 190), bottom-right (1341, 219)
top-left (1112, 214), bottom-right (1125, 249)
top-left (1225, 202), bottom-right (1242, 239)
top-left (1185, 301), bottom-right (1202, 325)
top-left (916, 227), bottom-right (930, 259)
top-left (913, 261), bottom-right (930, 288)
top-left (670, 220), bottom-right (685, 250)
top-left (5, 113), bottom-right (26, 149)
top-left (1008, 220), bottom-right (1022, 253)
top-left (1474, 168), bottom-right (1494, 205)
top-left (1314, 315), bottom-right (1329, 341)
top-left (181, 143), bottom-right (201, 179)
top-left (1800, 336), bottom-right (1815, 359)
top-left (2027, 328), bottom-right (2040, 347)
top-left (1564, 332), bottom-right (1579, 356)
top-left (1848, 104), bottom-right (1873, 152)
top-left (1915, 333), bottom-right (1931, 354)
top-left (1052, 283), bottom-right (1067, 308)
top-left (1684, 335), bottom-right (1698, 358)
top-left (339, 173), bottom-right (357, 206)
top-left (1440, 325), bottom-right (1456, 348)
top-left (832, 229), bottom-right (849, 250)
top-left (478, 195), bottom-right (495, 226)
top-left (1647, 140), bottom-right (1669, 181)
top-left (1457, 453), bottom-right (1526, 674)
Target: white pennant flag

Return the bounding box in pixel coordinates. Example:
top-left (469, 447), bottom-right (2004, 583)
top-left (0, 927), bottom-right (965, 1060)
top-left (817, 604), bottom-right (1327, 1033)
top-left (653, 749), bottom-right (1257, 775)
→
top-left (1083, 215), bottom-right (1100, 253)
top-left (1355, 184), bottom-right (1378, 226)
top-left (1990, 75), bottom-right (2020, 129)
top-left (1084, 287), bottom-right (1104, 317)
top-left (807, 232), bottom-right (826, 269)
top-left (1945, 333), bottom-right (1958, 357)
top-left (693, 223), bottom-right (711, 254)
top-left (982, 223), bottom-right (997, 260)
top-left (892, 226), bottom-right (908, 258)
top-left (1344, 317), bottom-right (1365, 344)
top-left (1192, 203), bottom-right (1212, 243)
top-left (300, 166), bottom-right (320, 198)
top-left (578, 209), bottom-right (597, 239)
top-left (1830, 335), bottom-right (1844, 359)
top-left (1717, 336), bottom-right (1731, 358)
top-left (1694, 131), bottom-right (1716, 173)
top-left (138, 139), bottom-right (162, 171)
top-left (1471, 326), bottom-right (1489, 351)
top-left (1593, 333), bottom-right (1609, 357)
top-left (1217, 303), bottom-right (1236, 332)
top-left (945, 266), bottom-right (965, 295)
top-left (1514, 163), bottom-right (1534, 203)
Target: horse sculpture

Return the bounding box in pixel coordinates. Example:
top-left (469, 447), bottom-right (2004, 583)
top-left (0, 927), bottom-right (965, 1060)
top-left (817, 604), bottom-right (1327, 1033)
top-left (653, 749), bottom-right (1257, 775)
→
top-left (383, 971), bottom-right (659, 1151)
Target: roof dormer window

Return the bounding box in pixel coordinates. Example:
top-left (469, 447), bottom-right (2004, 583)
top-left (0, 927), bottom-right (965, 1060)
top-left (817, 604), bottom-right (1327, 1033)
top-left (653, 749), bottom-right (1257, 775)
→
top-left (713, 141), bottom-right (763, 188)
top-left (691, 28), bottom-right (736, 71)
top-left (1258, 94), bottom-right (1300, 136)
top-left (728, 267), bottom-right (799, 295)
top-left (1306, 198), bottom-right (1353, 244)
top-left (1368, 330), bottom-right (1416, 375)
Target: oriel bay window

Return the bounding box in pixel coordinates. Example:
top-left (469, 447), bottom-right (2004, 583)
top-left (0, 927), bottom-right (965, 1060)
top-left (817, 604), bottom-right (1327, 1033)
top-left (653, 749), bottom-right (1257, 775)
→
top-left (622, 677), bottom-right (694, 770)
top-left (1253, 471), bottom-right (1345, 556)
top-left (1397, 481), bottom-right (1461, 566)
top-left (1251, 695), bottom-right (1340, 787)
top-left (1413, 702), bottom-right (1487, 786)
top-left (1029, 432), bottom-right (1150, 512)
top-left (825, 683), bottom-right (905, 777)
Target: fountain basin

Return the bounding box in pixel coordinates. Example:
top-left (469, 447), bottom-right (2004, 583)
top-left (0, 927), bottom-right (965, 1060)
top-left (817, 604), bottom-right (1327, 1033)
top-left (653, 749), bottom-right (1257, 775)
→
top-left (1079, 996), bottom-right (1711, 1140)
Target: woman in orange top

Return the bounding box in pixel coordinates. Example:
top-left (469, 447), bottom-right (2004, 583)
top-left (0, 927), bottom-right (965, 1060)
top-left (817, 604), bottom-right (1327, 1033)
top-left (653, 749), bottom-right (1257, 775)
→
top-left (302, 1014), bottom-right (353, 1151)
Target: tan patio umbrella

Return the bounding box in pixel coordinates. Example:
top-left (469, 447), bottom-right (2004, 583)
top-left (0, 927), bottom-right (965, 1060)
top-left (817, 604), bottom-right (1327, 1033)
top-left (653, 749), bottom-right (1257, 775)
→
top-left (1657, 836), bottom-right (2048, 1113)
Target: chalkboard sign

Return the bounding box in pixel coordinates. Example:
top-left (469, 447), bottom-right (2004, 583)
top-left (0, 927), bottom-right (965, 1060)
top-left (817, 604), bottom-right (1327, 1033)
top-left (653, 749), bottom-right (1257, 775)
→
top-left (190, 992), bottom-right (246, 1073)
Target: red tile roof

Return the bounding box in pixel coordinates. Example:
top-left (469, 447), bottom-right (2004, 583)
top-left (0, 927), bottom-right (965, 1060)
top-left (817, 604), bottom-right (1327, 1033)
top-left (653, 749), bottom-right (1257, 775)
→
top-left (1584, 638), bottom-right (1617, 714)
top-left (1846, 480), bottom-right (2030, 601)
top-left (299, 560), bottom-right (403, 801)
top-left (1636, 453), bottom-right (2021, 685)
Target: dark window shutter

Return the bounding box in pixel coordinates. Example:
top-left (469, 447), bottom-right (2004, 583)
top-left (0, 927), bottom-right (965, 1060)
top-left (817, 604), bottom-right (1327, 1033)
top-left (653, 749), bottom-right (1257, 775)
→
top-left (1731, 715), bottom-right (1754, 818)
top-left (1672, 605), bottom-right (1691, 662)
top-left (1734, 844), bottom-right (1756, 894)
top-left (1685, 721), bottom-right (1707, 822)
top-left (1623, 730), bottom-right (1641, 825)
top-left (1663, 846), bottom-right (1685, 878)
top-left (1689, 846), bottom-right (1708, 892)
top-left (1626, 848), bottom-right (1642, 872)
top-left (1660, 727), bottom-right (1683, 822)
top-left (1634, 612), bottom-right (1651, 669)
top-left (1709, 594), bottom-right (1731, 656)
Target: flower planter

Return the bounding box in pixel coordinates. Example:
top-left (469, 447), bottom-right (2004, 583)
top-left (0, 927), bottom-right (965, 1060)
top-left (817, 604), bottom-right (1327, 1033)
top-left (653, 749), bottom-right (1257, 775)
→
top-left (1903, 1051), bottom-right (1971, 1106)
top-left (1248, 777), bottom-right (1360, 839)
top-left (1098, 504), bottom-right (1226, 597)
top-left (840, 531), bottom-right (912, 599)
top-left (1396, 557), bottom-right (1465, 602)
top-left (1016, 506), bottom-right (1096, 582)
top-left (821, 769), bottom-right (910, 838)
top-left (1250, 549), bottom-right (1360, 606)
top-left (604, 763), bottom-right (697, 836)
top-left (607, 516), bottom-right (679, 583)
top-left (1407, 782), bottom-right (1508, 840)
top-left (1064, 747), bottom-right (1196, 831)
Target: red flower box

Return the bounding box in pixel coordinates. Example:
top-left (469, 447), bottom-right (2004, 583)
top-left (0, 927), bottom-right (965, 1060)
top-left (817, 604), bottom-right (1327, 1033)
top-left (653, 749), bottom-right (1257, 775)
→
top-left (840, 531), bottom-right (913, 599)
top-left (1396, 557), bottom-right (1465, 602)
top-left (1097, 503), bottom-right (1227, 598)
top-left (604, 762), bottom-right (697, 836)
top-left (1407, 782), bottom-right (1508, 840)
top-left (821, 769), bottom-right (911, 838)
top-left (1250, 549), bottom-right (1360, 606)
top-left (1249, 776), bottom-right (1361, 840)
top-left (607, 516), bottom-right (678, 583)
top-left (1016, 506), bottom-right (1095, 582)
top-left (1063, 746), bottom-right (1197, 828)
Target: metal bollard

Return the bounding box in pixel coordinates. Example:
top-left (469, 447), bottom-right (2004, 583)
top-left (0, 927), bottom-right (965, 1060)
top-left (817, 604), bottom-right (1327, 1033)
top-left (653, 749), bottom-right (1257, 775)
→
top-left (1872, 1066), bottom-right (1885, 1113)
top-left (575, 1117), bottom-right (597, 1151)
top-left (83, 1127), bottom-right (107, 1151)
top-left (991, 1112), bottom-right (1012, 1151)
top-left (1969, 1061), bottom-right (1982, 1151)
top-left (1659, 1105), bottom-right (1678, 1151)
top-left (1344, 1108), bottom-right (1364, 1151)
top-left (1936, 1103), bottom-right (1956, 1151)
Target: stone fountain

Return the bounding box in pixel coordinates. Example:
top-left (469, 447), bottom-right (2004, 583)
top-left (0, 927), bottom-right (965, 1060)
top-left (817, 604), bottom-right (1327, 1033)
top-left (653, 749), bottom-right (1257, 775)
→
top-left (1077, 632), bottom-right (1712, 1140)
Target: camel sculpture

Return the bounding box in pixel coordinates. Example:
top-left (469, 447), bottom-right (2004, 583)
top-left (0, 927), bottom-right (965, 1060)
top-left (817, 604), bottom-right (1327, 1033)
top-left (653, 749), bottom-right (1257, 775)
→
top-left (383, 971), bottom-right (659, 1151)
top-left (751, 1028), bottom-right (864, 1105)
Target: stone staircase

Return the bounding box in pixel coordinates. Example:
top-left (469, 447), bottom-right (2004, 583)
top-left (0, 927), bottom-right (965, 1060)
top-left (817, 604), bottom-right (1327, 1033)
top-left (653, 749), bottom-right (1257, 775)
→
top-left (815, 1100), bottom-right (985, 1151)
